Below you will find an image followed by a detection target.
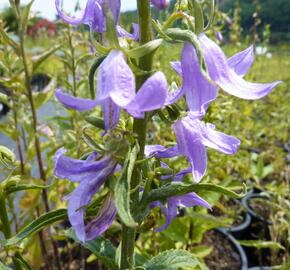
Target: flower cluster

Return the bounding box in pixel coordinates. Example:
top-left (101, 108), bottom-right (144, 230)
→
top-left (54, 0), bottom-right (280, 242)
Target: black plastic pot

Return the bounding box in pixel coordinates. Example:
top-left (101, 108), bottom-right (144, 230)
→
top-left (0, 83), bottom-right (10, 118)
top-left (226, 212), bottom-right (252, 239)
top-left (248, 267), bottom-right (272, 270)
top-left (242, 193), bottom-right (272, 225)
top-left (241, 193), bottom-right (273, 267)
top-left (204, 228), bottom-right (248, 270)
top-left (30, 73), bottom-right (51, 92)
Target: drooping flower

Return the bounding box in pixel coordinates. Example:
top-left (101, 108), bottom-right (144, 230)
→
top-left (145, 112), bottom-right (240, 183)
top-left (198, 33), bottom-right (281, 100)
top-left (55, 0), bottom-right (120, 33)
top-left (151, 192), bottom-right (211, 231)
top-left (151, 0), bottom-right (170, 10)
top-left (168, 42), bottom-right (255, 116)
top-left (55, 50), bottom-right (168, 130)
top-left (54, 147), bottom-right (117, 242)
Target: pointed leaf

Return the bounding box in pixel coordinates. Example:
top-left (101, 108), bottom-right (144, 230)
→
top-left (66, 229), bottom-right (118, 270)
top-left (238, 240), bottom-right (285, 251)
top-left (143, 249), bottom-right (202, 270)
top-left (127, 39), bottom-right (163, 59)
top-left (32, 45), bottom-right (60, 72)
top-left (142, 182), bottom-right (246, 207)
top-left (114, 144), bottom-right (139, 227)
top-left (0, 209), bottom-right (67, 247)
top-left (5, 183), bottom-right (49, 196)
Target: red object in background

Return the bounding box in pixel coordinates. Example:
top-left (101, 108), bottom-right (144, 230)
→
top-left (28, 19), bottom-right (57, 37)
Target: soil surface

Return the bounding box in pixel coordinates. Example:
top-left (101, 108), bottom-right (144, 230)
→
top-left (211, 199), bottom-right (246, 227)
top-left (202, 230), bottom-right (242, 270)
top-left (248, 197), bottom-right (271, 220)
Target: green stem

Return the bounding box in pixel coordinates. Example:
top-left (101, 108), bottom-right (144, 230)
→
top-left (120, 1), bottom-right (153, 269)
top-left (0, 189), bottom-right (22, 270)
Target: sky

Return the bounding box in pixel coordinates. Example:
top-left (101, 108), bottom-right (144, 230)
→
top-left (0, 0), bottom-right (137, 20)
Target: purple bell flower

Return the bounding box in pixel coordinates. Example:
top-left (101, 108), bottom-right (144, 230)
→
top-left (151, 192), bottom-right (211, 232)
top-left (168, 36), bottom-right (281, 115)
top-left (198, 33), bottom-right (281, 100)
top-left (55, 0), bottom-right (121, 33)
top-left (54, 147), bottom-right (117, 242)
top-left (151, 0), bottom-right (170, 10)
top-left (55, 50), bottom-right (168, 130)
top-left (145, 111), bottom-right (240, 183)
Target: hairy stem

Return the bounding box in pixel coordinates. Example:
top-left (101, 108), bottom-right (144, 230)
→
top-left (120, 1), bottom-right (153, 269)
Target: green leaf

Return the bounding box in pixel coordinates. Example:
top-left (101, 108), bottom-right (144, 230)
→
top-left (127, 39), bottom-right (163, 59)
top-left (33, 79), bottom-right (55, 108)
top-left (14, 254), bottom-right (32, 270)
top-left (0, 123), bottom-right (19, 141)
top-left (0, 260), bottom-right (12, 270)
top-left (238, 240), bottom-right (285, 251)
top-left (191, 0), bottom-right (204, 34)
top-left (88, 56), bottom-right (106, 99)
top-left (32, 45), bottom-right (60, 72)
top-left (5, 183), bottom-right (49, 196)
top-left (143, 249), bottom-right (202, 270)
top-left (0, 209), bottom-right (67, 247)
top-left (85, 115), bottom-right (105, 130)
top-left (0, 25), bottom-right (20, 54)
top-left (114, 143), bottom-right (139, 227)
top-left (20, 0), bottom-right (35, 34)
top-left (105, 8), bottom-right (119, 48)
top-left (66, 229), bottom-right (118, 270)
top-left (142, 182), bottom-right (246, 207)
top-left (204, 0), bottom-right (215, 31)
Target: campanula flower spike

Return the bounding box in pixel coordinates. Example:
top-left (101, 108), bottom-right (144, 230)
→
top-left (54, 148), bottom-right (117, 242)
top-left (55, 50), bottom-right (168, 131)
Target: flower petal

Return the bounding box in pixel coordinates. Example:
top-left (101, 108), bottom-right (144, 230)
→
top-left (126, 72), bottom-right (168, 118)
top-left (145, 145), bottom-right (180, 158)
top-left (97, 50), bottom-right (135, 107)
top-left (67, 161), bottom-right (116, 242)
top-left (181, 42), bottom-right (218, 115)
top-left (117, 23), bottom-right (139, 41)
top-left (199, 34), bottom-right (281, 100)
top-left (173, 192), bottom-right (211, 209)
top-left (173, 119), bottom-right (207, 182)
top-left (170, 61), bottom-right (182, 76)
top-left (151, 201), bottom-right (178, 232)
top-left (201, 123), bottom-right (240, 154)
top-left (227, 45), bottom-right (254, 77)
top-left (85, 194), bottom-right (117, 241)
top-left (55, 88), bottom-right (98, 111)
top-left (151, 0), bottom-right (169, 9)
top-left (54, 148), bottom-right (112, 182)
top-left (101, 98), bottom-right (120, 131)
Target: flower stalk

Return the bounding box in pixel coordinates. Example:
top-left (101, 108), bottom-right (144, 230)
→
top-left (120, 1), bottom-right (154, 269)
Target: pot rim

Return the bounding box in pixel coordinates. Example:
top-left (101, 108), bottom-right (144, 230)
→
top-left (241, 193), bottom-right (273, 225)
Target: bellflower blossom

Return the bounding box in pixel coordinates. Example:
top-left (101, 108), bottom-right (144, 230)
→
top-left (54, 148), bottom-right (117, 242)
top-left (148, 164), bottom-right (211, 231)
top-left (56, 0), bottom-right (139, 40)
top-left (55, 50), bottom-right (168, 130)
top-left (169, 35), bottom-right (281, 117)
top-left (55, 0), bottom-right (120, 33)
top-left (146, 111), bottom-right (240, 183)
